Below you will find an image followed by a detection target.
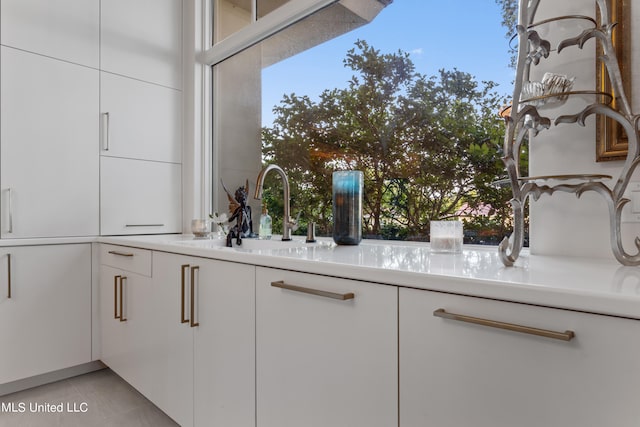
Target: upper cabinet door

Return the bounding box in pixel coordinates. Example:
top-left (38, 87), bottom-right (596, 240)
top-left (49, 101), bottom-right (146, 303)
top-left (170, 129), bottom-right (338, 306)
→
top-left (101, 72), bottom-right (182, 163)
top-left (0, 0), bottom-right (99, 68)
top-left (100, 157), bottom-right (181, 236)
top-left (0, 47), bottom-right (100, 238)
top-left (101, 0), bottom-right (183, 89)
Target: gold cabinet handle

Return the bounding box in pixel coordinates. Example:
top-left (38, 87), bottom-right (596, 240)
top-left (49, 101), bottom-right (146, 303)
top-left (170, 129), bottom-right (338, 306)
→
top-left (119, 276), bottom-right (127, 322)
top-left (108, 250), bottom-right (134, 257)
top-left (114, 275), bottom-right (121, 319)
top-left (433, 308), bottom-right (575, 342)
top-left (271, 280), bottom-right (355, 301)
top-left (181, 264), bottom-right (190, 324)
top-left (190, 266), bottom-right (200, 327)
top-left (7, 253), bottom-right (11, 299)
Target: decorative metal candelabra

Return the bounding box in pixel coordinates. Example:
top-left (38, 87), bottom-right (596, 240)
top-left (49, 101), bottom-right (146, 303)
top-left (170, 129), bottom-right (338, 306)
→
top-left (499, 0), bottom-right (640, 266)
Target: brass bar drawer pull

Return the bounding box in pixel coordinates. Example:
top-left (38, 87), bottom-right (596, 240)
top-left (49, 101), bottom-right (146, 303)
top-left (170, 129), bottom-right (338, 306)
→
top-left (433, 308), bottom-right (575, 341)
top-left (108, 250), bottom-right (134, 257)
top-left (190, 266), bottom-right (200, 327)
top-left (7, 253), bottom-right (11, 299)
top-left (271, 280), bottom-right (355, 301)
top-left (181, 264), bottom-right (189, 324)
top-left (114, 275), bottom-right (121, 319)
top-left (119, 276), bottom-right (127, 322)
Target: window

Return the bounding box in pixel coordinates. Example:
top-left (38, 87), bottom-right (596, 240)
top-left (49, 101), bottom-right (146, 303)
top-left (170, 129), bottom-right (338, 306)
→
top-left (207, 0), bottom-right (522, 244)
top-left (213, 0), bottom-right (292, 43)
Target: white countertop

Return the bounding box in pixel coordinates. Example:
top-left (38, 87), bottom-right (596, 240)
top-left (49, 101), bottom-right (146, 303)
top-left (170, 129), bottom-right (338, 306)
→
top-left (98, 234), bottom-right (640, 320)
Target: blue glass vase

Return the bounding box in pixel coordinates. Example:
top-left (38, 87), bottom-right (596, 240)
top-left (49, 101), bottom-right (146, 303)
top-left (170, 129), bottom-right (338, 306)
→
top-left (332, 171), bottom-right (363, 245)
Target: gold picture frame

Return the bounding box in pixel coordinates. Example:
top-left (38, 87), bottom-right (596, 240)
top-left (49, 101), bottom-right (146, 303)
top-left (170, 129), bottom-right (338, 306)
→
top-left (596, 0), bottom-right (631, 161)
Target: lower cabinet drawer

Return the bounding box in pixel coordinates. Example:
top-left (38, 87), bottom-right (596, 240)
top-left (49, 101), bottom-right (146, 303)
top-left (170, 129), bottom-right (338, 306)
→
top-left (256, 267), bottom-right (398, 427)
top-left (400, 287), bottom-right (640, 427)
top-left (100, 244), bottom-right (151, 277)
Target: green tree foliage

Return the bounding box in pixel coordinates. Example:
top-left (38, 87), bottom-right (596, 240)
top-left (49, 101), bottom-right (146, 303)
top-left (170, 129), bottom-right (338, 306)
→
top-left (496, 0), bottom-right (518, 68)
top-left (496, 0), bottom-right (518, 35)
top-left (262, 40), bottom-right (513, 242)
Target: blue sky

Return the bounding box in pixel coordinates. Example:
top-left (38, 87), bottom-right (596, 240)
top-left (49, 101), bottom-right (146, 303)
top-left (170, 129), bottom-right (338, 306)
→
top-left (262, 0), bottom-right (514, 126)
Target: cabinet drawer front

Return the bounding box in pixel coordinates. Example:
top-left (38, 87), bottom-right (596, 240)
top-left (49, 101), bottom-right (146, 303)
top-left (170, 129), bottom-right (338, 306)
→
top-left (100, 244), bottom-right (151, 276)
top-left (400, 287), bottom-right (640, 427)
top-left (256, 267), bottom-right (398, 427)
top-left (100, 157), bottom-right (181, 236)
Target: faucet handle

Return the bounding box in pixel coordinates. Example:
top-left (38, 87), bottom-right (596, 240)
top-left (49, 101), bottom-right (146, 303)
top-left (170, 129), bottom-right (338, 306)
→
top-left (306, 222), bottom-right (317, 243)
top-left (289, 211), bottom-right (301, 232)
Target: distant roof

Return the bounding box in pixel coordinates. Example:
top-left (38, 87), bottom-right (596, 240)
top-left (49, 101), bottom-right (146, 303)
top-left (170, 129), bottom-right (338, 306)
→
top-left (455, 202), bottom-right (493, 217)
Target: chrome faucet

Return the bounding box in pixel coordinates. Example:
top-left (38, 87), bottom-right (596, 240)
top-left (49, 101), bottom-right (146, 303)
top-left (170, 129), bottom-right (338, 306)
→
top-left (254, 164), bottom-right (297, 241)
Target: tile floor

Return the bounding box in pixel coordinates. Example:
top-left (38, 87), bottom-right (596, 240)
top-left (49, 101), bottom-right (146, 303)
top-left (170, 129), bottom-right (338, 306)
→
top-left (0, 369), bottom-right (178, 427)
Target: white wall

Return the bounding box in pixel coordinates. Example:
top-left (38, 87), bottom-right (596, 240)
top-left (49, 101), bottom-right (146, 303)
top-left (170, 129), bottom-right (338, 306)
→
top-left (213, 44), bottom-right (263, 218)
top-left (529, 0), bottom-right (640, 259)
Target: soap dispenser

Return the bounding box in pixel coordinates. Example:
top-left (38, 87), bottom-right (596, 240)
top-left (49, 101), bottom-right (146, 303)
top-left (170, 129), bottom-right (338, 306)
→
top-left (259, 206), bottom-right (272, 240)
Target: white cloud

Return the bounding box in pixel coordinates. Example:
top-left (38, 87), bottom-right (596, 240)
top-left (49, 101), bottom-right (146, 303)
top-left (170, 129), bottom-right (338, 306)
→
top-left (410, 48), bottom-right (424, 55)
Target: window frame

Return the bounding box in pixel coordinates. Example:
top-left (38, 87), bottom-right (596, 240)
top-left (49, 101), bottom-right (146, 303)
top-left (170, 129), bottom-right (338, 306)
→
top-left (198, 0), bottom-right (339, 216)
top-left (202, 0), bottom-right (338, 66)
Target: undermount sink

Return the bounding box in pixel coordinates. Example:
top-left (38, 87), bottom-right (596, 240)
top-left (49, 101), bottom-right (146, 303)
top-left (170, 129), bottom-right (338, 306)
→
top-left (174, 236), bottom-right (326, 251)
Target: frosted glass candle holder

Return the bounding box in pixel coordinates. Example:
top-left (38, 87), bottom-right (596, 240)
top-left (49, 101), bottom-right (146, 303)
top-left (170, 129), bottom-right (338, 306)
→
top-left (430, 220), bottom-right (463, 253)
top-left (191, 219), bottom-right (211, 239)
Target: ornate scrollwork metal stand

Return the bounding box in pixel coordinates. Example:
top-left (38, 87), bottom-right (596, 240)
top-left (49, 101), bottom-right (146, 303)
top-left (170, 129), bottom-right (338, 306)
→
top-left (500, 0), bottom-right (640, 266)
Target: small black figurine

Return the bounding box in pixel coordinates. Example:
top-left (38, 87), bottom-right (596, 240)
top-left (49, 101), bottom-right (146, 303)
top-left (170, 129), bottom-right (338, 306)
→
top-left (221, 179), bottom-right (256, 247)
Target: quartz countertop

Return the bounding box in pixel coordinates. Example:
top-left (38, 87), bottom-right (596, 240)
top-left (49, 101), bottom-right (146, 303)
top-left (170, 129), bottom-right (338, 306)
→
top-left (98, 234), bottom-right (640, 320)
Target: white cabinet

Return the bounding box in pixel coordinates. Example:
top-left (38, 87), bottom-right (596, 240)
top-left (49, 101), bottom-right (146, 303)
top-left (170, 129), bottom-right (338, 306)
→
top-left (100, 157), bottom-right (181, 235)
top-left (100, 72), bottom-right (182, 163)
top-left (255, 267), bottom-right (397, 427)
top-left (0, 0), bottom-right (100, 68)
top-left (152, 252), bottom-right (255, 427)
top-left (101, 0), bottom-right (183, 89)
top-left (147, 251), bottom-right (194, 427)
top-left (193, 256), bottom-right (255, 427)
top-left (0, 244), bottom-right (92, 385)
top-left (0, 47), bottom-right (99, 238)
top-left (99, 245), bottom-right (157, 400)
top-left (399, 287), bottom-right (640, 427)
top-left (98, 0), bottom-right (183, 236)
top-left (100, 246), bottom-right (255, 427)
top-left (1, 1), bottom-right (183, 239)
top-left (98, 0), bottom-right (183, 237)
